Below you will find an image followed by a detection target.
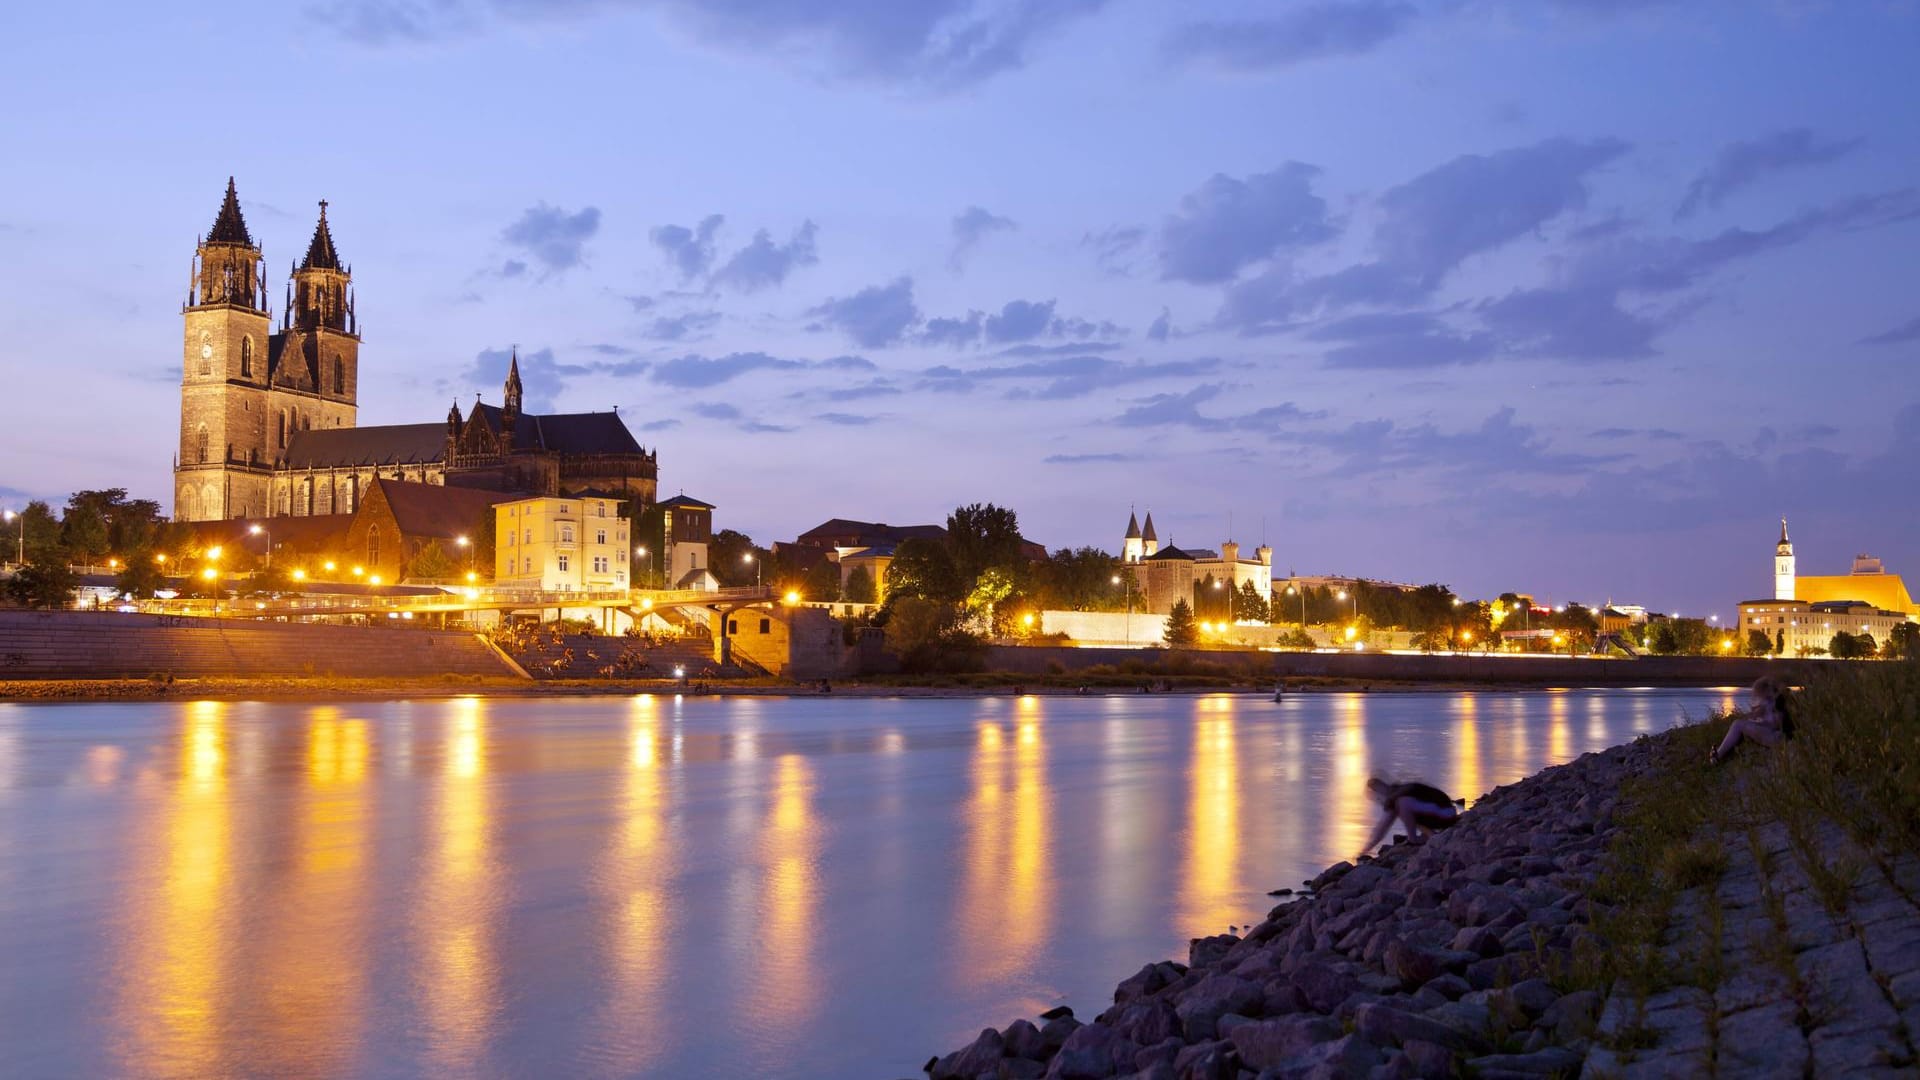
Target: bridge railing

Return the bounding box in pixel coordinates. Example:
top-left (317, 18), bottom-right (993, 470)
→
top-left (129, 583), bottom-right (777, 619)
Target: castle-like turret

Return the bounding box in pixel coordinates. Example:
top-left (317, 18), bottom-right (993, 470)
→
top-left (1123, 509), bottom-right (1144, 563)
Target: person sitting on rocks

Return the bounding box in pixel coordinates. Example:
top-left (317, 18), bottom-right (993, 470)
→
top-left (1708, 675), bottom-right (1794, 765)
top-left (1359, 777), bottom-right (1460, 857)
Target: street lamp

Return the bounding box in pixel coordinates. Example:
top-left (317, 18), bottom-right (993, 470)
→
top-left (2, 509), bottom-right (21, 565)
top-left (248, 523), bottom-right (272, 570)
top-left (743, 551), bottom-right (759, 588)
top-left (1112, 572), bottom-right (1133, 644)
top-left (1286, 581), bottom-right (1306, 627)
top-left (636, 545), bottom-right (651, 588)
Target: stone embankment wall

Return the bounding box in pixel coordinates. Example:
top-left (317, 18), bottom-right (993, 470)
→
top-left (928, 724), bottom-right (1920, 1078)
top-left (983, 644), bottom-right (1815, 687)
top-left (0, 609), bottom-right (517, 680)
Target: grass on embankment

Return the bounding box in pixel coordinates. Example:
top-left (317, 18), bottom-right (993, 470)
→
top-left (1557, 660), bottom-right (1919, 1010)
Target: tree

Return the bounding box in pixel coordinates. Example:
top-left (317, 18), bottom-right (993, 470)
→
top-left (59, 502), bottom-right (110, 562)
top-left (1889, 622), bottom-right (1920, 661)
top-left (115, 557), bottom-right (165, 599)
top-left (965, 565), bottom-right (1016, 633)
top-left (946, 503), bottom-right (1023, 584)
top-left (1195, 574), bottom-right (1232, 620)
top-left (14, 501), bottom-right (62, 566)
top-left (801, 559), bottom-right (840, 603)
top-left (883, 537), bottom-right (964, 606)
top-left (1649, 621), bottom-right (1679, 655)
top-left (1829, 630), bottom-right (1859, 660)
top-left (1856, 633), bottom-right (1879, 659)
top-left (1033, 547), bottom-right (1129, 611)
top-left (1165, 598), bottom-right (1197, 646)
top-left (1745, 629), bottom-right (1773, 657)
top-left (844, 566), bottom-right (877, 604)
top-left (1276, 626), bottom-right (1316, 650)
top-left (710, 529), bottom-right (764, 586)
top-left (1234, 580), bottom-right (1268, 622)
top-left (405, 540), bottom-right (456, 581)
top-left (5, 562), bottom-right (78, 608)
top-left (883, 596), bottom-right (984, 673)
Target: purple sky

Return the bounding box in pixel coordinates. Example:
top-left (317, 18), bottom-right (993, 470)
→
top-left (2, 1), bottom-right (1917, 615)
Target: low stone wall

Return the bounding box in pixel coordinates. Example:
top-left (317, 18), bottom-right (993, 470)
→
top-left (0, 609), bottom-right (518, 680)
top-left (981, 644), bottom-right (1815, 687)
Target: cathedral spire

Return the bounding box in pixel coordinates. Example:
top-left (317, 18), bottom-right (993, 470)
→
top-left (301, 199), bottom-right (342, 270)
top-left (206, 177), bottom-right (253, 247)
top-left (504, 349), bottom-right (523, 416)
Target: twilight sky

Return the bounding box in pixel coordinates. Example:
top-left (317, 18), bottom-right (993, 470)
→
top-left (2, 0), bottom-right (1917, 614)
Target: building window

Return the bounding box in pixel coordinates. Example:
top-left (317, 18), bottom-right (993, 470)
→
top-left (728, 619), bottom-right (738, 634)
top-left (597, 502), bottom-right (606, 518)
top-left (240, 337), bottom-right (253, 377)
top-left (343, 475), bottom-right (357, 513)
top-left (195, 424), bottom-right (209, 463)
top-left (507, 530), bottom-right (515, 546)
top-left (592, 556), bottom-right (608, 573)
top-left (180, 487), bottom-right (198, 520)
top-left (334, 357), bottom-right (345, 395)
top-left (595, 529), bottom-right (606, 545)
top-left (616, 548), bottom-right (625, 563)
top-left (560, 524), bottom-right (575, 543)
top-left (368, 525), bottom-right (381, 566)
top-left (523, 529), bottom-right (531, 544)
top-left (759, 618), bottom-right (771, 634)
top-left (557, 554), bottom-right (569, 572)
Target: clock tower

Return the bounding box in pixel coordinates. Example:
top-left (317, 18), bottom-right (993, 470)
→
top-left (1774, 517), bottom-right (1795, 600)
top-left (175, 178), bottom-right (274, 521)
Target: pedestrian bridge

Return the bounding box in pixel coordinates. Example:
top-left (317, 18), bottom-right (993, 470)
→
top-left (135, 584), bottom-right (780, 621)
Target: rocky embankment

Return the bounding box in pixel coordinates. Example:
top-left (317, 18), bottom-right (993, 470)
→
top-left (930, 740), bottom-right (1647, 1079)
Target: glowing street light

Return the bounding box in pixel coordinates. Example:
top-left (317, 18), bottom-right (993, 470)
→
top-left (248, 523), bottom-right (272, 569)
top-left (784, 589), bottom-right (801, 605)
top-left (324, 560), bottom-right (337, 573)
top-left (369, 574), bottom-right (383, 586)
top-left (207, 545), bottom-right (223, 560)
top-left (351, 566), bottom-right (364, 577)
top-left (743, 551), bottom-right (760, 588)
top-left (200, 567), bottom-right (217, 581)
top-left (292, 569), bottom-right (307, 581)
top-left (2, 509), bottom-right (21, 565)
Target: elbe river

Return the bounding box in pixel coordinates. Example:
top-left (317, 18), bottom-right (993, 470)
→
top-left (0, 688), bottom-right (1736, 1078)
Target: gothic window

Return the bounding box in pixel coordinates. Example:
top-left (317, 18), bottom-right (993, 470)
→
top-left (195, 424), bottom-right (209, 463)
top-left (344, 475), bottom-right (357, 513)
top-left (301, 477), bottom-right (313, 516)
top-left (368, 525), bottom-right (381, 566)
top-left (180, 488), bottom-right (198, 521)
top-left (240, 337), bottom-right (253, 377)
top-left (202, 484), bottom-right (218, 519)
top-left (278, 411), bottom-right (287, 449)
top-left (334, 357), bottom-right (345, 395)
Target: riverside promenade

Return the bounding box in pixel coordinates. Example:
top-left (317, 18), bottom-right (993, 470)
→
top-left (928, 664), bottom-right (1920, 1079)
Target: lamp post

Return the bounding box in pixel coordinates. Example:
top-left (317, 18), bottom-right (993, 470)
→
top-left (1112, 572), bottom-right (1133, 643)
top-left (3, 509), bottom-right (21, 566)
top-left (248, 523), bottom-right (272, 570)
top-left (1286, 581), bottom-right (1306, 627)
top-left (636, 545), bottom-right (651, 588)
top-left (743, 551), bottom-right (759, 589)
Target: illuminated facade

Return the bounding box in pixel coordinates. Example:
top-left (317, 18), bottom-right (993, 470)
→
top-left (1738, 599), bottom-right (1912, 656)
top-left (1762, 521), bottom-right (1917, 619)
top-left (173, 180), bottom-right (657, 523)
top-left (493, 494), bottom-right (629, 591)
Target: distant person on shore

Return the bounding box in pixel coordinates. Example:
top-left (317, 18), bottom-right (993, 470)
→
top-left (1359, 777), bottom-right (1460, 858)
top-left (1709, 675), bottom-right (1795, 765)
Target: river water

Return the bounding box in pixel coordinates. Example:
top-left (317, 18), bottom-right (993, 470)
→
top-left (0, 688), bottom-right (1736, 1078)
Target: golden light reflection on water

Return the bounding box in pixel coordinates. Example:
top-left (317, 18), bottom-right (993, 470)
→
top-left (959, 699), bottom-right (1051, 988)
top-left (1179, 696), bottom-right (1242, 934)
top-left (1455, 696), bottom-right (1482, 805)
top-left (116, 700), bottom-right (232, 1078)
top-left (418, 697), bottom-right (497, 1074)
top-left (760, 753), bottom-right (818, 1031)
top-left (1548, 693), bottom-right (1572, 766)
top-left (591, 696), bottom-right (674, 1075)
top-left (248, 709), bottom-right (372, 1074)
top-left (1331, 695), bottom-right (1370, 862)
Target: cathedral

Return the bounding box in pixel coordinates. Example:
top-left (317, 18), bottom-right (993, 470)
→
top-left (173, 179), bottom-right (657, 522)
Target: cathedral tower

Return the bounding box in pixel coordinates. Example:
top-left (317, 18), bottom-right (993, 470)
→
top-left (1774, 518), bottom-right (1795, 600)
top-left (1123, 509), bottom-right (1143, 563)
top-left (175, 178), bottom-right (273, 522)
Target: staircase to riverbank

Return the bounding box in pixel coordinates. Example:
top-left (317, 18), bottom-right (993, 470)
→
top-left (0, 609), bottom-right (517, 680)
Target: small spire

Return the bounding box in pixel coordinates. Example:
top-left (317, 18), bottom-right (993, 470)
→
top-left (206, 177), bottom-right (254, 247)
top-left (1125, 508), bottom-right (1141, 540)
top-left (300, 199), bottom-right (343, 270)
top-left (1141, 511), bottom-right (1157, 543)
top-left (1780, 516), bottom-right (1790, 543)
